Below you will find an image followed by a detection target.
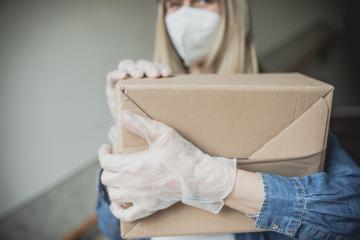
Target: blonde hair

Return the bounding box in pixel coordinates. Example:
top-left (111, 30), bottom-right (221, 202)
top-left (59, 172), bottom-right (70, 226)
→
top-left (154, 0), bottom-right (258, 74)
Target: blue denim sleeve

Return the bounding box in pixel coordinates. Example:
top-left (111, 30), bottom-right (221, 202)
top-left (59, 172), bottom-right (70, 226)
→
top-left (255, 131), bottom-right (360, 240)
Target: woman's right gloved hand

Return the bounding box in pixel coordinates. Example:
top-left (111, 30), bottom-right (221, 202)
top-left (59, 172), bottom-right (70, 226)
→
top-left (106, 59), bottom-right (172, 120)
top-left (99, 111), bottom-right (237, 221)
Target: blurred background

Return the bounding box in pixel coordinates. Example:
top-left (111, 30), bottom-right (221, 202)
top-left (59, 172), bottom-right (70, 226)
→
top-left (0, 0), bottom-right (359, 239)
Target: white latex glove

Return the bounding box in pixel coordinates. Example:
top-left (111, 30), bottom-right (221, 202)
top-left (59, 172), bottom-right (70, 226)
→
top-left (107, 124), bottom-right (117, 146)
top-left (98, 111), bottom-right (237, 222)
top-left (106, 59), bottom-right (172, 120)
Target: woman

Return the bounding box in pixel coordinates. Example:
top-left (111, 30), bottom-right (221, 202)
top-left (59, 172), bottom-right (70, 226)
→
top-left (97, 0), bottom-right (360, 239)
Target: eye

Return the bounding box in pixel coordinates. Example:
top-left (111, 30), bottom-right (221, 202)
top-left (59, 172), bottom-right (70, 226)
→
top-left (193, 0), bottom-right (216, 6)
top-left (165, 0), bottom-right (183, 11)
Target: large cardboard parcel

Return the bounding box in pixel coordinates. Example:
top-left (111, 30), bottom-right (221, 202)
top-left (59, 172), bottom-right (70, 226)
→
top-left (114, 73), bottom-right (334, 238)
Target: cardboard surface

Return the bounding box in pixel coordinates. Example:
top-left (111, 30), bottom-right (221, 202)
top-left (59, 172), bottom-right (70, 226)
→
top-left (114, 73), bottom-right (333, 238)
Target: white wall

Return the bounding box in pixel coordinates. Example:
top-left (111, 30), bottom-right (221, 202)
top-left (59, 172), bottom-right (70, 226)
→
top-left (0, 0), bottom-right (157, 217)
top-left (0, 0), bottom-right (341, 217)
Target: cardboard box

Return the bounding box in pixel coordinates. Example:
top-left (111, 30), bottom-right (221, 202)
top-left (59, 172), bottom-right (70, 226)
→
top-left (114, 73), bottom-right (333, 238)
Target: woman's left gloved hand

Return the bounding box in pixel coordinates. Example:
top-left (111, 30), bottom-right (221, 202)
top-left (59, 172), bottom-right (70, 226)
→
top-left (106, 60), bottom-right (171, 121)
top-left (98, 111), bottom-right (237, 222)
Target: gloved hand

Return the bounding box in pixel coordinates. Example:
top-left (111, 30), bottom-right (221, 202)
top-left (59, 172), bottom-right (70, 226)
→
top-left (107, 124), bottom-right (117, 146)
top-left (106, 59), bottom-right (172, 120)
top-left (98, 110), bottom-right (237, 222)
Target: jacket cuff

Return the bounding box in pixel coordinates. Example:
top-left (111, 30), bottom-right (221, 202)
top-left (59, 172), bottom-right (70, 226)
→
top-left (255, 173), bottom-right (305, 237)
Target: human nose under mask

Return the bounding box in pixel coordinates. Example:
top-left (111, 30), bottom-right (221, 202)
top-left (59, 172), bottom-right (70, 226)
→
top-left (165, 6), bottom-right (221, 66)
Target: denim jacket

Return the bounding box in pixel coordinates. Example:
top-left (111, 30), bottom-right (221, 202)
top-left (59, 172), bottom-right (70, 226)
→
top-left (96, 131), bottom-right (360, 240)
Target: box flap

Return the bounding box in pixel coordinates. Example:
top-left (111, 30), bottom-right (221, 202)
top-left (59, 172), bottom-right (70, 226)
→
top-left (249, 97), bottom-right (329, 160)
top-left (321, 90), bottom-right (334, 149)
top-left (115, 90), bottom-right (149, 153)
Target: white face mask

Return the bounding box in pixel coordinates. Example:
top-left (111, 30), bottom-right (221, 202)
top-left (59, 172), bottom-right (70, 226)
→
top-left (165, 6), bottom-right (220, 66)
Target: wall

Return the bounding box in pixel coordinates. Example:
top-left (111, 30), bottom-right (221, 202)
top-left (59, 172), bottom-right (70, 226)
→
top-left (0, 0), bottom-right (157, 217)
top-left (252, 0), bottom-right (341, 56)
